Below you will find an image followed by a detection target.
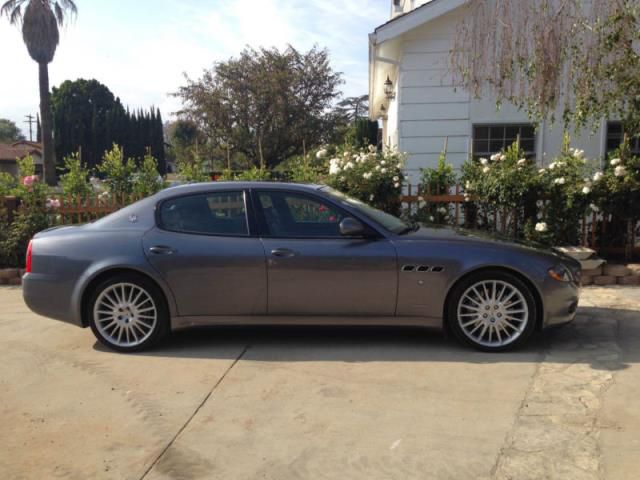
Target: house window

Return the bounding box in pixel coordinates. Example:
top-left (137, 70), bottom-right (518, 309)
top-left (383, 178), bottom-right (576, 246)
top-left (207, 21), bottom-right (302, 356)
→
top-left (473, 124), bottom-right (536, 160)
top-left (606, 122), bottom-right (640, 156)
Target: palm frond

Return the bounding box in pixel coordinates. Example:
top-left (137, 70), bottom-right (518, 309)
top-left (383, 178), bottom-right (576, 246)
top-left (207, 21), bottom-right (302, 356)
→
top-left (51, 0), bottom-right (76, 25)
top-left (1, 0), bottom-right (27, 25)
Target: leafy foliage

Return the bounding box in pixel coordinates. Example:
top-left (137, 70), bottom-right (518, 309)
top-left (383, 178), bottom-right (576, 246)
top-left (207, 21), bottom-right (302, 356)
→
top-left (59, 152), bottom-right (92, 199)
top-left (132, 151), bottom-right (164, 197)
top-left (326, 145), bottom-right (406, 215)
top-left (0, 118), bottom-right (25, 142)
top-left (416, 151), bottom-right (457, 224)
top-left (174, 45), bottom-right (343, 169)
top-left (96, 144), bottom-right (136, 199)
top-left (51, 79), bottom-right (166, 172)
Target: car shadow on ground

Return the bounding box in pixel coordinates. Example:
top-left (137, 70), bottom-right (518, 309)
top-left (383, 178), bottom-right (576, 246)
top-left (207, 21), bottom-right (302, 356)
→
top-left (93, 306), bottom-right (639, 369)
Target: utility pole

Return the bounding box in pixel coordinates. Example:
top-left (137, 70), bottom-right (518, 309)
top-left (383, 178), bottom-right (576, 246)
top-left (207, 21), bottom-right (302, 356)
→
top-left (24, 114), bottom-right (36, 142)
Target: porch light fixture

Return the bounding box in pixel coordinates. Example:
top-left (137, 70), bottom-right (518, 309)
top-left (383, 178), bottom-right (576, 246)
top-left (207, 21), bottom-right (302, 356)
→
top-left (384, 76), bottom-right (395, 100)
top-left (380, 104), bottom-right (388, 119)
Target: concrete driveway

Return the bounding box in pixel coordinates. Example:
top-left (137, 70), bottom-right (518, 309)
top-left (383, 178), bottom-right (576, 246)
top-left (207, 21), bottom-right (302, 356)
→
top-left (1, 286), bottom-right (639, 480)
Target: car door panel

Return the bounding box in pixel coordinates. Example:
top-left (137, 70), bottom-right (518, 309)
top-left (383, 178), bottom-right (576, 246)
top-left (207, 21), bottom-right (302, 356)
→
top-left (253, 190), bottom-right (398, 316)
top-left (143, 190), bottom-right (267, 317)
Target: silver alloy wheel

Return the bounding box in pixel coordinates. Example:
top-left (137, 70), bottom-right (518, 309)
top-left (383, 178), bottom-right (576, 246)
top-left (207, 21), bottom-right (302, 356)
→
top-left (457, 280), bottom-right (529, 348)
top-left (93, 282), bottom-right (158, 348)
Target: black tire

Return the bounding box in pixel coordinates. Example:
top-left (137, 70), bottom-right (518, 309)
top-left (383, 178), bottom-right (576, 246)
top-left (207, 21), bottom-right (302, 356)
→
top-left (88, 272), bottom-right (169, 353)
top-left (447, 270), bottom-right (537, 352)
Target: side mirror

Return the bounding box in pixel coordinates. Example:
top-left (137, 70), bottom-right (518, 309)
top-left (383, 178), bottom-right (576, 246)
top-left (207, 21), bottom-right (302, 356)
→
top-left (339, 217), bottom-right (365, 237)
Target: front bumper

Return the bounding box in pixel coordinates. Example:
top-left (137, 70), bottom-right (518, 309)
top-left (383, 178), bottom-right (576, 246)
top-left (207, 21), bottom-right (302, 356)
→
top-left (541, 277), bottom-right (581, 328)
top-left (22, 273), bottom-right (83, 327)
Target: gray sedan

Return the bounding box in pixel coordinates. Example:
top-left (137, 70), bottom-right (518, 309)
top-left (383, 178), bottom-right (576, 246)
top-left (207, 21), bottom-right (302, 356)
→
top-left (23, 182), bottom-right (581, 353)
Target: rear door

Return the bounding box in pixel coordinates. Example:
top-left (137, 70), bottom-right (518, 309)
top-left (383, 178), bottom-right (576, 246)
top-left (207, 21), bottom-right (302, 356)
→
top-left (253, 189), bottom-right (398, 316)
top-left (143, 189), bottom-right (267, 317)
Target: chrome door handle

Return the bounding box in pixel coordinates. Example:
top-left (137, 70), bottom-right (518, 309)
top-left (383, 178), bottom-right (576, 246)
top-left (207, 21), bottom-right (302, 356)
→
top-left (149, 245), bottom-right (176, 255)
top-left (271, 248), bottom-right (296, 258)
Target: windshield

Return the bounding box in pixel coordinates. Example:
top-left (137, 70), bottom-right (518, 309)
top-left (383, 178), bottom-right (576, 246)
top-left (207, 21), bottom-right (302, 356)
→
top-left (321, 186), bottom-right (410, 234)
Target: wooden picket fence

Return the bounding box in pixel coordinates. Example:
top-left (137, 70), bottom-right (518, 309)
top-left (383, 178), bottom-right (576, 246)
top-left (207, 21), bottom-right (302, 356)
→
top-left (48, 193), bottom-right (145, 225)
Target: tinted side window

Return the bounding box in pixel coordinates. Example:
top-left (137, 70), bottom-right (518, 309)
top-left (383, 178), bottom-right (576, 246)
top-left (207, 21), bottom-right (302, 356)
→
top-left (258, 191), bottom-right (345, 237)
top-left (159, 191), bottom-right (248, 236)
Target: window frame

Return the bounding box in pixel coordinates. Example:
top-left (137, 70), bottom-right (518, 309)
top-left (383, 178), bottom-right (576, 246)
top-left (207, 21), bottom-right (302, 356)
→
top-left (249, 189), bottom-right (382, 240)
top-left (155, 189), bottom-right (253, 238)
top-left (605, 121), bottom-right (640, 156)
top-left (472, 123), bottom-right (537, 160)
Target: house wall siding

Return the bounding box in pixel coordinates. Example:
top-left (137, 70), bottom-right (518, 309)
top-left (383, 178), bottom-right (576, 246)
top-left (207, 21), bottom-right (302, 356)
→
top-left (385, 5), bottom-right (607, 184)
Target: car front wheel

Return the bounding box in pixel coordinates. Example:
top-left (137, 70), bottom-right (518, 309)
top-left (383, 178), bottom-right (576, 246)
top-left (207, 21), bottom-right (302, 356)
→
top-left (448, 271), bottom-right (537, 352)
top-left (88, 273), bottom-right (168, 352)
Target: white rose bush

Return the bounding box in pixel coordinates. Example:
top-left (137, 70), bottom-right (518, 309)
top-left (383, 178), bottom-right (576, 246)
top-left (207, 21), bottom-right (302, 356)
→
top-left (416, 150), bottom-right (457, 225)
top-left (326, 144), bottom-right (406, 215)
top-left (591, 139), bottom-right (640, 260)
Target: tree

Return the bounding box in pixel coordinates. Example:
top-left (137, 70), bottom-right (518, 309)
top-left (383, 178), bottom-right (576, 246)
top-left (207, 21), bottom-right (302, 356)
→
top-left (1, 0), bottom-right (77, 186)
top-left (0, 118), bottom-right (25, 142)
top-left (451, 0), bottom-right (640, 134)
top-left (334, 95), bottom-right (369, 122)
top-left (51, 79), bottom-right (166, 173)
top-left (174, 45), bottom-right (343, 169)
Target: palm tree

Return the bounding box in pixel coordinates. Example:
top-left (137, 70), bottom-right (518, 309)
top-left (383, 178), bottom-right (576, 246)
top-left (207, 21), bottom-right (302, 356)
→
top-left (1, 0), bottom-right (77, 185)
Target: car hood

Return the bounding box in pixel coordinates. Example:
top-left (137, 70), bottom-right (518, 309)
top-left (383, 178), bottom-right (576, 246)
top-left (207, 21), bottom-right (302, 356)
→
top-left (396, 226), bottom-right (579, 266)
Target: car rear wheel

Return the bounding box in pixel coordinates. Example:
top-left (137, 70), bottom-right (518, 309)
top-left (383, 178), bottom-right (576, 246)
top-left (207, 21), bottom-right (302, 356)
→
top-left (447, 271), bottom-right (537, 352)
top-left (88, 273), bottom-right (168, 352)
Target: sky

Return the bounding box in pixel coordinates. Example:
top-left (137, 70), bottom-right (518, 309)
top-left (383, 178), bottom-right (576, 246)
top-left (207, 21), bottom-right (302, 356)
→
top-left (0, 0), bottom-right (389, 139)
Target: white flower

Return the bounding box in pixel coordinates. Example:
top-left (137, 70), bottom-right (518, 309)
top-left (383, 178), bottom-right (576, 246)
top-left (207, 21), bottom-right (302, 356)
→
top-left (393, 176), bottom-right (399, 182)
top-left (593, 171), bottom-right (604, 181)
top-left (394, 182), bottom-right (400, 188)
top-left (614, 165), bottom-right (627, 177)
top-left (590, 203), bottom-right (600, 213)
top-left (381, 168), bottom-right (387, 174)
top-left (582, 186), bottom-right (591, 194)
top-left (369, 194), bottom-right (375, 201)
top-left (549, 162), bottom-right (556, 170)
top-left (316, 149), bottom-right (327, 159)
top-left (380, 160), bottom-right (386, 166)
top-left (464, 194), bottom-right (471, 202)
top-left (490, 153), bottom-right (500, 162)
top-left (418, 201), bottom-right (426, 208)
top-left (396, 163), bottom-right (402, 169)
top-left (480, 158), bottom-right (489, 166)
top-left (438, 207), bottom-right (447, 214)
top-left (363, 172), bottom-right (372, 180)
top-left (482, 166), bottom-right (490, 174)
top-left (329, 164), bottom-right (341, 175)
top-left (429, 216), bottom-right (435, 222)
top-left (517, 158), bottom-right (527, 166)
top-left (535, 222), bottom-right (548, 233)
top-left (538, 168), bottom-right (546, 174)
top-left (465, 181), bottom-right (471, 189)
top-left (574, 149), bottom-right (585, 160)
top-left (344, 161), bottom-right (354, 170)
top-left (610, 158), bottom-right (621, 166)
top-left (343, 152), bottom-right (350, 158)
top-left (368, 144), bottom-right (376, 153)
top-left (499, 154), bottom-right (506, 161)
top-left (554, 177), bottom-right (566, 185)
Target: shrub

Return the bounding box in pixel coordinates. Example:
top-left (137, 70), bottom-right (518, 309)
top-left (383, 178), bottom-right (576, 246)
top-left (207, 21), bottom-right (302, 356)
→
top-left (97, 144), bottom-right (136, 199)
top-left (325, 144), bottom-right (406, 215)
top-left (59, 152), bottom-right (92, 199)
top-left (461, 141), bottom-right (539, 236)
top-left (592, 138), bottom-right (640, 260)
top-left (176, 149), bottom-right (210, 183)
top-left (0, 172), bottom-right (18, 196)
top-left (133, 151), bottom-right (165, 197)
top-left (532, 139), bottom-right (596, 245)
top-left (0, 156), bottom-right (50, 268)
top-left (416, 151), bottom-right (457, 224)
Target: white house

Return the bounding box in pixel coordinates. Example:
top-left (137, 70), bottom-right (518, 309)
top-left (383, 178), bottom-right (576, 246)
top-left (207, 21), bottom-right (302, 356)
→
top-left (368, 0), bottom-right (634, 183)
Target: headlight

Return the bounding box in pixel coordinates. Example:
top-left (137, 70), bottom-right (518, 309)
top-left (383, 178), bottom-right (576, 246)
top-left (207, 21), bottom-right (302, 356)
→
top-left (548, 264), bottom-right (573, 283)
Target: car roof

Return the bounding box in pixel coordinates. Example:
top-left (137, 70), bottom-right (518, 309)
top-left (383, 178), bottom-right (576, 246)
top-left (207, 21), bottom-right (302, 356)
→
top-left (156, 181), bottom-right (326, 199)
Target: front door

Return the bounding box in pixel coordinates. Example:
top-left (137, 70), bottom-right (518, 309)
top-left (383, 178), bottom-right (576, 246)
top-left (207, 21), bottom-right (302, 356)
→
top-left (143, 190), bottom-right (267, 317)
top-left (253, 189), bottom-right (398, 316)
